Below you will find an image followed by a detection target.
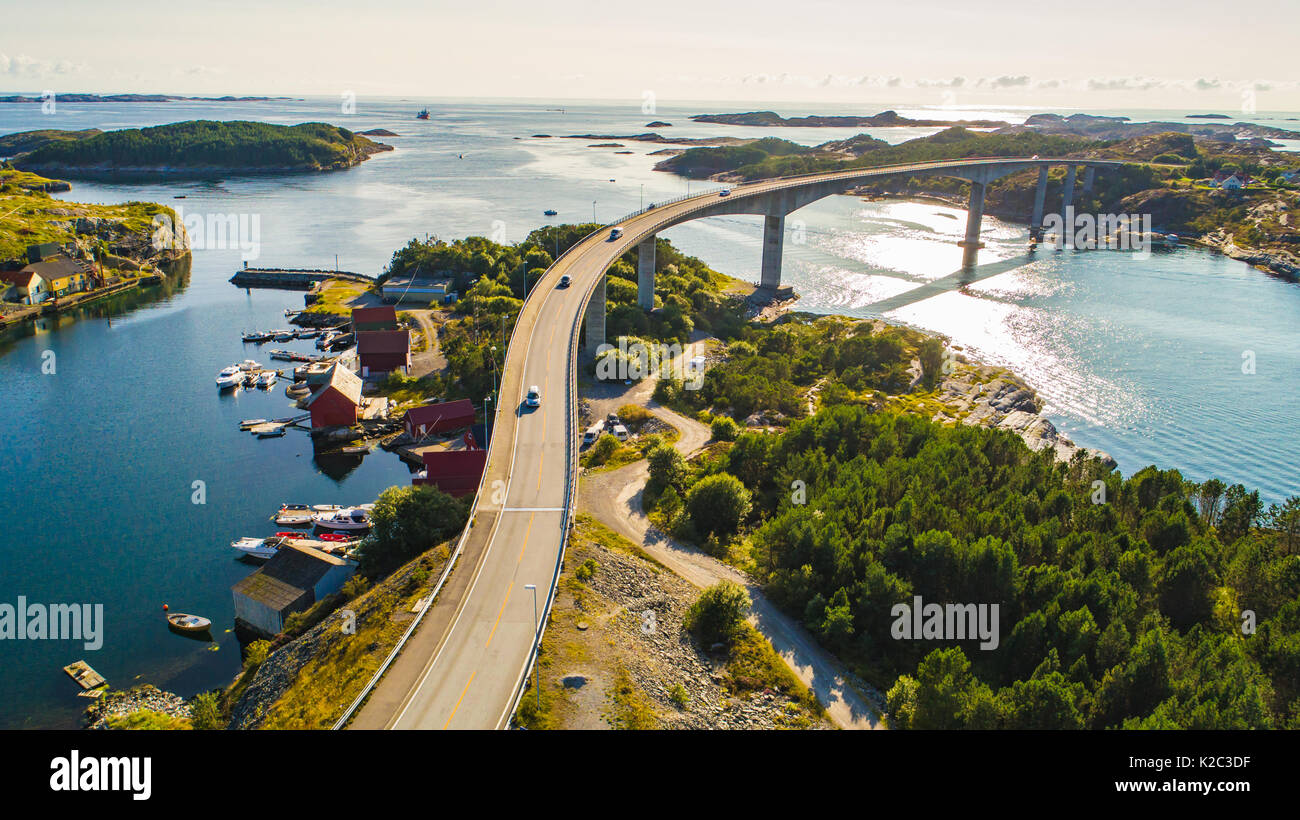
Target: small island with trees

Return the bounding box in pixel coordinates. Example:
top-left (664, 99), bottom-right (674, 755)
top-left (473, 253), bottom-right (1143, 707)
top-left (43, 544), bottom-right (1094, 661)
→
top-left (4, 120), bottom-right (393, 179)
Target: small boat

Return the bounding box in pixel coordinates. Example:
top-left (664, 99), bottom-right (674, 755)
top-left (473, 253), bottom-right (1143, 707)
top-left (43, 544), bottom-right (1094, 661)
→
top-left (258, 371), bottom-right (278, 388)
top-left (318, 532), bottom-right (357, 543)
top-left (216, 366), bottom-right (242, 390)
top-left (165, 609), bottom-right (212, 634)
top-left (312, 503), bottom-right (342, 512)
top-left (243, 372), bottom-right (259, 387)
top-left (242, 331), bottom-right (273, 343)
top-left (231, 536), bottom-right (283, 560)
top-left (313, 507), bottom-right (371, 531)
top-left (544, 209), bottom-right (558, 216)
top-left (237, 359), bottom-right (262, 371)
top-left (316, 332), bottom-right (338, 350)
top-left (417, 108), bottom-right (431, 120)
top-left (239, 418), bottom-right (268, 429)
top-left (258, 428), bottom-right (286, 438)
top-left (273, 330), bottom-right (296, 342)
top-left (275, 531), bottom-right (308, 540)
top-left (286, 383), bottom-right (312, 399)
top-left (295, 328), bottom-right (320, 339)
top-left (275, 504), bottom-right (315, 526)
top-left (357, 503), bottom-right (376, 511)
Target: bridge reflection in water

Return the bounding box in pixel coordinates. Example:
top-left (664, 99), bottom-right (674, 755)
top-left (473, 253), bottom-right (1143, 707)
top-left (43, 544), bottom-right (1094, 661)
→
top-left (862, 253), bottom-right (1037, 315)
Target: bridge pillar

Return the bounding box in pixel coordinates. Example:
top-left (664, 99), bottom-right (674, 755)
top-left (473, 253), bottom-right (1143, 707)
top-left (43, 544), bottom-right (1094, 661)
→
top-left (959, 180), bottom-right (987, 268)
top-left (637, 236), bottom-right (655, 310)
top-left (1030, 166), bottom-right (1049, 239)
top-left (760, 214), bottom-right (785, 289)
top-left (584, 272), bottom-right (605, 349)
top-left (1082, 165), bottom-right (1095, 196)
top-left (1060, 165), bottom-right (1077, 247)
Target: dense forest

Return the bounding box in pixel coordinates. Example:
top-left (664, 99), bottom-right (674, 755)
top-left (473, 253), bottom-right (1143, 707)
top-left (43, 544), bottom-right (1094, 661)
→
top-left (13, 120), bottom-right (389, 173)
top-left (648, 401), bottom-right (1300, 729)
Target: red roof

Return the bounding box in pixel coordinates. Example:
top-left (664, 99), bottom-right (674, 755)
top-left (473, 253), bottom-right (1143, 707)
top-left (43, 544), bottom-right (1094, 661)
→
top-left (415, 449), bottom-right (488, 496)
top-left (352, 306), bottom-right (397, 328)
top-left (404, 399), bottom-right (476, 436)
top-left (0, 270), bottom-right (40, 288)
top-left (357, 329), bottom-right (410, 354)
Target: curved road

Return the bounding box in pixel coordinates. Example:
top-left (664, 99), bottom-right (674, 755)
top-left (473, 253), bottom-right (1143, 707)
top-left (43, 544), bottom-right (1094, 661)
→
top-left (355, 157), bottom-right (1090, 730)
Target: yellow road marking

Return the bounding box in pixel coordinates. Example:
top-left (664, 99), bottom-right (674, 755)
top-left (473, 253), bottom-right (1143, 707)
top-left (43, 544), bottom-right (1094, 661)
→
top-left (443, 671), bottom-right (476, 729)
top-left (486, 581), bottom-right (514, 648)
top-left (517, 512), bottom-right (535, 563)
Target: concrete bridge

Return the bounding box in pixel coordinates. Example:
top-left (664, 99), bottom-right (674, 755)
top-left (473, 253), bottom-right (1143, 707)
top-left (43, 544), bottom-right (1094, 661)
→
top-left (344, 155), bottom-right (1133, 730)
top-left (585, 157), bottom-right (1126, 348)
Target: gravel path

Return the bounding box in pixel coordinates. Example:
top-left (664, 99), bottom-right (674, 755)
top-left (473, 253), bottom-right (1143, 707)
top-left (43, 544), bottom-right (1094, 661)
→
top-left (578, 405), bottom-right (883, 730)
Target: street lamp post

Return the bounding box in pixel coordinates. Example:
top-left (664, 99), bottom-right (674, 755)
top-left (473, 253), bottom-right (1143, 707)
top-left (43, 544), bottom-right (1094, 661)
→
top-left (484, 394), bottom-right (493, 447)
top-left (524, 583), bottom-right (540, 712)
top-left (490, 345), bottom-right (498, 400)
top-left (592, 200), bottom-right (596, 223)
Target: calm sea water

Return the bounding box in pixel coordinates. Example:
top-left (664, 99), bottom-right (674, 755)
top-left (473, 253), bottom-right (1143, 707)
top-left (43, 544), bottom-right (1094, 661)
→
top-left (1, 96), bottom-right (1297, 728)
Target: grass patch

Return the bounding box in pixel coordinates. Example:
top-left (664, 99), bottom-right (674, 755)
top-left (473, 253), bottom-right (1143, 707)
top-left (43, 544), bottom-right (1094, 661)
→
top-left (605, 666), bottom-right (659, 729)
top-left (303, 278), bottom-right (373, 316)
top-left (104, 710), bottom-right (192, 730)
top-left (723, 625), bottom-right (824, 721)
top-left (250, 544), bottom-right (451, 729)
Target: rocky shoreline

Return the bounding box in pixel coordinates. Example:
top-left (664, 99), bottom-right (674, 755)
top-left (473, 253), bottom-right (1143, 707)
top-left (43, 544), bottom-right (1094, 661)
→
top-left (83, 685), bottom-right (193, 729)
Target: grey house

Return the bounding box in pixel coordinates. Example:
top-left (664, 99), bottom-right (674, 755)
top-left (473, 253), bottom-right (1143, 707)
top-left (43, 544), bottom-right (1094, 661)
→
top-left (232, 543), bottom-right (356, 637)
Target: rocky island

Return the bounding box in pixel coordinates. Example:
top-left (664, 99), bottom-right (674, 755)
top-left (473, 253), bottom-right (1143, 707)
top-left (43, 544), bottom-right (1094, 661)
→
top-left (691, 109), bottom-right (1010, 128)
top-left (7, 120), bottom-right (393, 179)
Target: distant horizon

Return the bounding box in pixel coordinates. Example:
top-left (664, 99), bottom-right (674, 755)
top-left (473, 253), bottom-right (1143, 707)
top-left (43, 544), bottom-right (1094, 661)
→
top-left (0, 91), bottom-right (1297, 120)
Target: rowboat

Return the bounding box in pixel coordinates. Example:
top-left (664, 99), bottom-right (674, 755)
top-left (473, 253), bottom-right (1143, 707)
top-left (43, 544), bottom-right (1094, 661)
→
top-left (166, 612), bottom-right (212, 634)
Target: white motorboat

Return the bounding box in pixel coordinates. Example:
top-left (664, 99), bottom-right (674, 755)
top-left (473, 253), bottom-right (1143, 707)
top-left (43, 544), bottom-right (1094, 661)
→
top-left (312, 508), bottom-right (372, 531)
top-left (258, 371), bottom-right (278, 388)
top-left (273, 330), bottom-right (296, 342)
top-left (231, 536), bottom-right (282, 560)
top-left (312, 503), bottom-right (342, 512)
top-left (295, 328), bottom-right (321, 339)
top-left (237, 359), bottom-right (263, 371)
top-left (216, 366), bottom-right (242, 390)
top-left (316, 331), bottom-right (338, 350)
top-left (274, 503), bottom-right (314, 526)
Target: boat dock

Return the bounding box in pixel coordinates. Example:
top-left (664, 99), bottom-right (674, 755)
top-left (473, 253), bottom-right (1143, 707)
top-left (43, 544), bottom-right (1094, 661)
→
top-left (241, 413), bottom-right (310, 436)
top-left (63, 660), bottom-right (106, 691)
top-left (230, 267), bottom-right (375, 291)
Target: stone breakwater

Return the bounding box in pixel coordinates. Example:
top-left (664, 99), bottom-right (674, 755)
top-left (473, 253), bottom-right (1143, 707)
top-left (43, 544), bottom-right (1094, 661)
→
top-left (83, 685), bottom-right (192, 729)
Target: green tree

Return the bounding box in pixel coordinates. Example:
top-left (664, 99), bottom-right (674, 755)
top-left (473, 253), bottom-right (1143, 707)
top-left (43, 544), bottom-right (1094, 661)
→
top-left (710, 415), bottom-right (739, 441)
top-left (684, 580), bottom-right (751, 644)
top-left (363, 484), bottom-right (469, 575)
top-left (686, 473), bottom-right (752, 538)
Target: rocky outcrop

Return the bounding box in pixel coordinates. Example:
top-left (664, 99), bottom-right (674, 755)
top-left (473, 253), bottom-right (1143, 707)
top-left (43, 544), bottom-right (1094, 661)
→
top-left (936, 369), bottom-right (1116, 468)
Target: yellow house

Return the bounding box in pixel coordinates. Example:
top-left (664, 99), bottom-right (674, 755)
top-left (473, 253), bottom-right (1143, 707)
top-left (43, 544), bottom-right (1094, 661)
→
top-left (20, 256), bottom-right (90, 298)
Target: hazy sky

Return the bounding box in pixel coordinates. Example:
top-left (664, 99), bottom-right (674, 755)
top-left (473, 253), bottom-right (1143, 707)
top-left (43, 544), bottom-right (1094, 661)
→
top-left (4, 0), bottom-right (1297, 111)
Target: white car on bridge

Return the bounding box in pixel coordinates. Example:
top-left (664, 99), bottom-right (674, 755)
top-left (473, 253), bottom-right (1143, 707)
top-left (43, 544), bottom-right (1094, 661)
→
top-left (525, 385), bottom-right (542, 408)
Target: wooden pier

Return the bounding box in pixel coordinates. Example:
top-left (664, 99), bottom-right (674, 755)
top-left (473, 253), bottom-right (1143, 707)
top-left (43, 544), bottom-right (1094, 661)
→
top-left (63, 660), bottom-right (106, 691)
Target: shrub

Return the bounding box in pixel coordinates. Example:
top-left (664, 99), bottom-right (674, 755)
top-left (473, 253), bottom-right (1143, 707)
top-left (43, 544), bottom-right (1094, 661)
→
top-left (685, 580), bottom-right (752, 645)
top-left (576, 558), bottom-right (598, 581)
top-left (585, 433), bottom-right (621, 466)
top-left (189, 692), bottom-right (224, 730)
top-left (686, 473), bottom-right (751, 538)
top-left (711, 415), bottom-right (739, 442)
